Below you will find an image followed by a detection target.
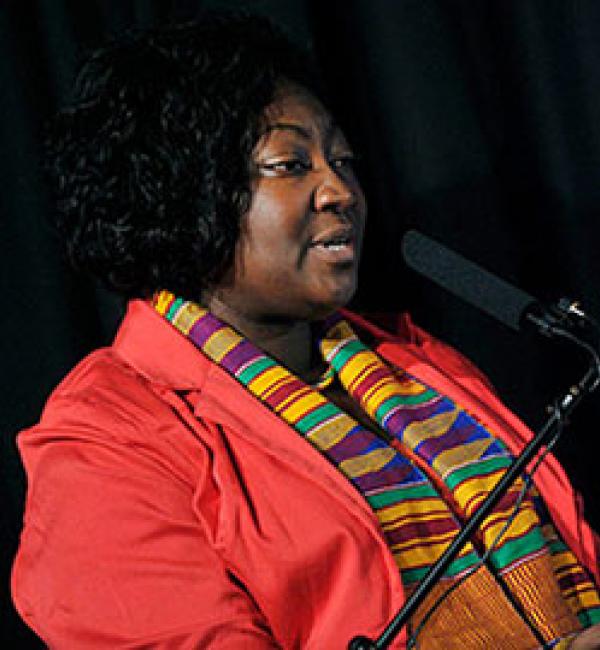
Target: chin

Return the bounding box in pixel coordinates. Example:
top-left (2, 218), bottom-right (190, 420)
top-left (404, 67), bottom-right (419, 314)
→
top-left (330, 275), bottom-right (358, 306)
top-left (307, 287), bottom-right (356, 321)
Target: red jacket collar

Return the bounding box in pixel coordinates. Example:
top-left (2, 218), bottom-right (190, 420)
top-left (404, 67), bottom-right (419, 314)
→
top-left (112, 300), bottom-right (214, 390)
top-left (111, 301), bottom-right (418, 390)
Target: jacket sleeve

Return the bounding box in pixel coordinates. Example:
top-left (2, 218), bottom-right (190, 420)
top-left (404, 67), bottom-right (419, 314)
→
top-left (11, 396), bottom-right (280, 649)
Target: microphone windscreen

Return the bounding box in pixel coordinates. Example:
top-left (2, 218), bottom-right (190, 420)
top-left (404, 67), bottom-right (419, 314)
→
top-left (401, 230), bottom-right (537, 331)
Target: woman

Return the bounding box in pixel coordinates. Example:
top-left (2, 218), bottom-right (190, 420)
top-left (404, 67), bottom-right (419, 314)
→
top-left (12, 14), bottom-right (600, 649)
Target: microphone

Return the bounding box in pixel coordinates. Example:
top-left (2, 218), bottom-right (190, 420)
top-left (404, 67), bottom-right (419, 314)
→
top-left (400, 230), bottom-right (586, 335)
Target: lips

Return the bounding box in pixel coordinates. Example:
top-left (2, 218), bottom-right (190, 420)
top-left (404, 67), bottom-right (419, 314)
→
top-left (311, 225), bottom-right (354, 247)
top-left (309, 225), bottom-right (357, 263)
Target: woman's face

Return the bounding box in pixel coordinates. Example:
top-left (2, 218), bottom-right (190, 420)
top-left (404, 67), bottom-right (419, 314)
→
top-left (208, 84), bottom-right (367, 323)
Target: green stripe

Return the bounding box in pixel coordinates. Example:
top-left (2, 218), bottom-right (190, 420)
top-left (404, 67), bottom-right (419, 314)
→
top-left (401, 550), bottom-right (480, 585)
top-left (374, 390), bottom-right (437, 422)
top-left (296, 402), bottom-right (340, 434)
top-left (489, 527), bottom-right (546, 570)
top-left (578, 607), bottom-right (600, 627)
top-left (445, 455), bottom-right (512, 490)
top-left (329, 339), bottom-right (365, 371)
top-left (166, 297), bottom-right (185, 321)
top-left (367, 483), bottom-right (438, 508)
top-left (444, 550), bottom-right (481, 577)
top-left (237, 357), bottom-right (277, 385)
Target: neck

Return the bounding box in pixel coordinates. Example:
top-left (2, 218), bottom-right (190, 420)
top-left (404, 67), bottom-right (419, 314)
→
top-left (203, 295), bottom-right (324, 383)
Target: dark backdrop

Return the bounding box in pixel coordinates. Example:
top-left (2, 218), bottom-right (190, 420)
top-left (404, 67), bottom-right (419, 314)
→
top-left (3, 1), bottom-right (600, 645)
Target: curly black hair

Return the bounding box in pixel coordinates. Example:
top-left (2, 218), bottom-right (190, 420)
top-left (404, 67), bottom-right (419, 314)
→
top-left (45, 13), bottom-right (321, 299)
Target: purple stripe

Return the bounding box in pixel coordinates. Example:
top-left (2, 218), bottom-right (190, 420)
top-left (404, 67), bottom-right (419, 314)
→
top-left (385, 516), bottom-right (458, 546)
top-left (355, 462), bottom-right (423, 492)
top-left (221, 339), bottom-right (261, 374)
top-left (416, 420), bottom-right (481, 463)
top-left (384, 400), bottom-right (443, 434)
top-left (326, 426), bottom-right (382, 463)
top-left (188, 312), bottom-right (225, 347)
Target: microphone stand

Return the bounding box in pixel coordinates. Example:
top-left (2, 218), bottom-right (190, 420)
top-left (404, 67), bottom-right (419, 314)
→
top-left (349, 320), bottom-right (600, 650)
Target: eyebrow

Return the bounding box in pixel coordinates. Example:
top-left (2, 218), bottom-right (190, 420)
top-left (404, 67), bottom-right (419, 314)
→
top-left (263, 122), bottom-right (311, 139)
top-left (263, 120), bottom-right (340, 142)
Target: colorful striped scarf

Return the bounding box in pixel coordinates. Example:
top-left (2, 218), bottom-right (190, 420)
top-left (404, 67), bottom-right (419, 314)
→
top-left (153, 291), bottom-right (599, 642)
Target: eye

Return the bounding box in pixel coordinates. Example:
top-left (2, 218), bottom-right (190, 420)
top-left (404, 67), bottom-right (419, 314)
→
top-left (330, 154), bottom-right (357, 171)
top-left (258, 159), bottom-right (311, 176)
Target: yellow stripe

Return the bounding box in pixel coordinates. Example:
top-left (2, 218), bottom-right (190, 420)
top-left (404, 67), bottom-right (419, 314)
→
top-left (392, 539), bottom-right (475, 568)
top-left (202, 326), bottom-right (242, 362)
top-left (339, 350), bottom-right (378, 387)
top-left (306, 414), bottom-right (357, 450)
top-left (381, 509), bottom-right (453, 532)
top-left (339, 447), bottom-right (396, 478)
top-left (460, 481), bottom-right (524, 517)
top-left (265, 376), bottom-right (312, 411)
top-left (172, 302), bottom-right (207, 335)
top-left (479, 499), bottom-right (535, 529)
top-left (453, 468), bottom-right (505, 508)
top-left (280, 391), bottom-right (328, 423)
top-left (391, 538), bottom-right (476, 569)
top-left (433, 437), bottom-right (494, 476)
top-left (393, 541), bottom-right (449, 567)
top-left (361, 377), bottom-right (401, 413)
top-left (551, 551), bottom-right (579, 570)
top-left (347, 359), bottom-right (380, 393)
top-left (555, 566), bottom-right (583, 580)
top-left (154, 290), bottom-right (175, 315)
top-left (377, 497), bottom-right (451, 525)
top-left (403, 409), bottom-right (459, 448)
top-left (357, 372), bottom-right (393, 403)
top-left (566, 589), bottom-right (600, 609)
top-left (262, 375), bottom-right (294, 399)
top-left (481, 508), bottom-right (538, 547)
top-left (554, 560), bottom-right (584, 579)
top-left (390, 530), bottom-right (456, 554)
top-left (563, 583), bottom-right (600, 600)
top-left (248, 366), bottom-right (291, 397)
top-left (363, 379), bottom-right (423, 418)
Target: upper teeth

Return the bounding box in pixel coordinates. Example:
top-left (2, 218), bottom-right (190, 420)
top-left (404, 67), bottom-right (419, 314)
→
top-left (321, 237), bottom-right (349, 248)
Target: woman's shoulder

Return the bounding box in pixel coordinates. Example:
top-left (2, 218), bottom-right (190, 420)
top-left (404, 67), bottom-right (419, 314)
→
top-left (40, 346), bottom-right (160, 432)
top-left (19, 342), bottom-right (208, 494)
top-left (37, 299), bottom-right (211, 437)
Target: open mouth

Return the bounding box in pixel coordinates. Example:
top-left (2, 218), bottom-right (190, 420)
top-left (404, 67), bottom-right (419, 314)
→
top-left (311, 234), bottom-right (353, 251)
top-left (309, 228), bottom-right (357, 263)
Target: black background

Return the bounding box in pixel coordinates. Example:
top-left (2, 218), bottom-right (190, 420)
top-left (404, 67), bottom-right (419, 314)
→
top-left (3, 1), bottom-right (600, 645)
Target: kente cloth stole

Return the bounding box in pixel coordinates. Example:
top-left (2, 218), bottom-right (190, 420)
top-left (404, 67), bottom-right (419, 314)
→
top-left (153, 292), bottom-right (600, 635)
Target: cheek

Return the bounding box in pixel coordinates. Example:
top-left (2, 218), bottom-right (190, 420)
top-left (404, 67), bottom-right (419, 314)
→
top-left (246, 183), bottom-right (309, 241)
top-left (235, 225), bottom-right (297, 291)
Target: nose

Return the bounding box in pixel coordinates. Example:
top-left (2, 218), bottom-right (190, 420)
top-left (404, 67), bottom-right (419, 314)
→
top-left (313, 167), bottom-right (358, 214)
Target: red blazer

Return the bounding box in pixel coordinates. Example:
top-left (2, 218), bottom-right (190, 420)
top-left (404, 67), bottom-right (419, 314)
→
top-left (12, 301), bottom-right (599, 649)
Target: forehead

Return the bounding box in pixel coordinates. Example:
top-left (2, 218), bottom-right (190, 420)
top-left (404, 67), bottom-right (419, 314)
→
top-left (260, 84), bottom-right (346, 145)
